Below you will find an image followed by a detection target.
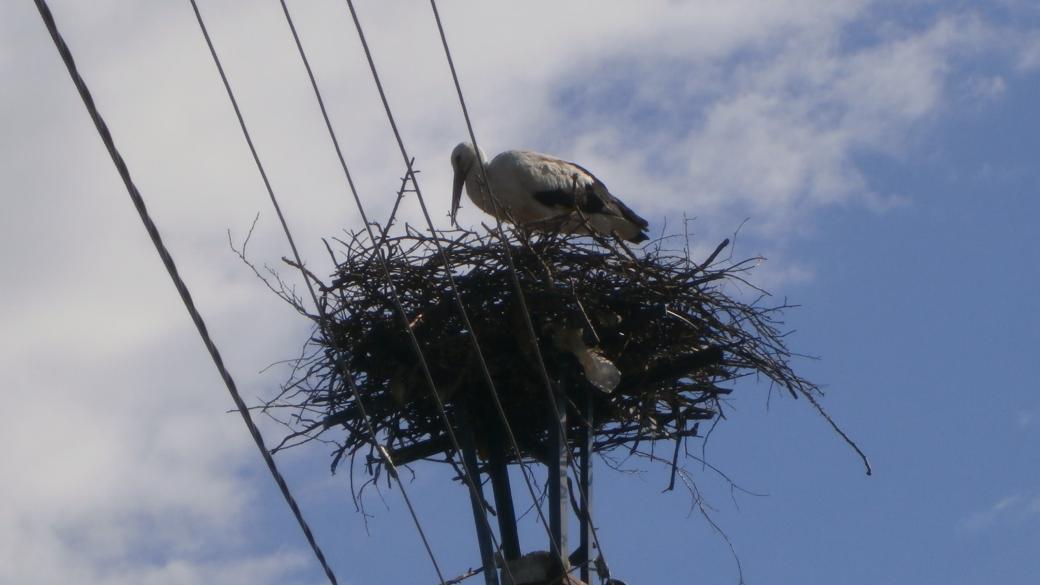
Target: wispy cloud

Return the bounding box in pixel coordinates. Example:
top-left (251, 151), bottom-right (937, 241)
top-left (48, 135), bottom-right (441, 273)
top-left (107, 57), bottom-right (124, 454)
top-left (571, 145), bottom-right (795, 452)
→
top-left (958, 493), bottom-right (1040, 533)
top-left (964, 74), bottom-right (1008, 102)
top-left (540, 12), bottom-right (1028, 238)
top-left (1017, 410), bottom-right (1036, 429)
top-left (4, 1), bottom-right (1040, 583)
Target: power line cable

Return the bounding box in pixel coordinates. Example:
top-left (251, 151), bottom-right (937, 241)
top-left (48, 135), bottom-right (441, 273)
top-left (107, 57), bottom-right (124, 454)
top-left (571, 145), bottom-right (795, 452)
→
top-left (184, 0), bottom-right (447, 581)
top-left (341, 0), bottom-right (567, 567)
top-left (274, 3), bottom-right (518, 583)
top-left (31, 1), bottom-right (339, 583)
top-left (427, 0), bottom-right (615, 576)
top-left (185, 2), bottom-right (449, 578)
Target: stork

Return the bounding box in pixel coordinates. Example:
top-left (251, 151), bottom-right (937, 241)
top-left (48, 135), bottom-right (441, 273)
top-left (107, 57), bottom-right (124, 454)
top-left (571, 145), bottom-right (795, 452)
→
top-left (450, 142), bottom-right (650, 243)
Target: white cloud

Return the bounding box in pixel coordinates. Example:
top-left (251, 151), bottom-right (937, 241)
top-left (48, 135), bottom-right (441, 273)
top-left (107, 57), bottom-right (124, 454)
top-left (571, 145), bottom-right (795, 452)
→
top-left (4, 0), bottom-right (1039, 583)
top-left (3, 540), bottom-right (314, 585)
top-left (958, 493), bottom-right (1040, 534)
top-left (540, 12), bottom-right (1011, 236)
top-left (1014, 28), bottom-right (1040, 71)
top-left (1017, 410), bottom-right (1035, 429)
top-left (965, 74), bottom-right (1008, 101)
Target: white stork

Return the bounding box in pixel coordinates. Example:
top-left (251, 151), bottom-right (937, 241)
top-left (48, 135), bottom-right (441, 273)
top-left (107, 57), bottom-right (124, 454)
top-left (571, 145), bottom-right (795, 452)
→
top-left (450, 142), bottom-right (650, 243)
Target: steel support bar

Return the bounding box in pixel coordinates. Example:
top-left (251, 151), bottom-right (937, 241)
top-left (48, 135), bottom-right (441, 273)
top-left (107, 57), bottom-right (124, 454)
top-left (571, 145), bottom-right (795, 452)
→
top-left (487, 422), bottom-right (521, 561)
top-left (547, 383), bottom-right (569, 568)
top-left (457, 404), bottom-right (500, 585)
top-left (579, 388), bottom-right (594, 584)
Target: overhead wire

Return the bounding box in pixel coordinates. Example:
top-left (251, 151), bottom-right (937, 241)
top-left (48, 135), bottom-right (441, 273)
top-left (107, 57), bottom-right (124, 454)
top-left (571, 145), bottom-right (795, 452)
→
top-left (273, 3), bottom-right (518, 582)
top-left (184, 0), bottom-right (446, 581)
top-left (341, 0), bottom-right (568, 567)
top-left (31, 1), bottom-right (339, 583)
top-left (426, 0), bottom-right (615, 577)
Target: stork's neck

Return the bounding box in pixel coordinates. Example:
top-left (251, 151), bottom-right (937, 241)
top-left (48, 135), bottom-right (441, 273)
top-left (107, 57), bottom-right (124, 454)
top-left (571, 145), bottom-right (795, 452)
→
top-left (464, 160), bottom-right (495, 214)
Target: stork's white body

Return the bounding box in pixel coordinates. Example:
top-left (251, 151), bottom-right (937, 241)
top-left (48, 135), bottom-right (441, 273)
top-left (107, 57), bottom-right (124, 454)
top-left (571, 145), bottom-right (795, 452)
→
top-left (451, 143), bottom-right (650, 243)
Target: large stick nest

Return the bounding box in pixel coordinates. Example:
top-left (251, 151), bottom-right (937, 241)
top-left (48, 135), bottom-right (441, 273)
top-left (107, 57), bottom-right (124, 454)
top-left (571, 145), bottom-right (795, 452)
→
top-left (265, 226), bottom-right (852, 484)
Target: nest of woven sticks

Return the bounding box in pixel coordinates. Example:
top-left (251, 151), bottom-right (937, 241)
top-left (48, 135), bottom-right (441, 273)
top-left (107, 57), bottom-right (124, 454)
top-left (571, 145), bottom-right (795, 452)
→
top-left (261, 224), bottom-right (856, 487)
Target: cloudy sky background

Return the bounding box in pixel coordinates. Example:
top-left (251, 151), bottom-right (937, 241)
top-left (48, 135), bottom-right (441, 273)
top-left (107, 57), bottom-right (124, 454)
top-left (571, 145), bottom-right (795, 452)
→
top-left (3, 0), bottom-right (1039, 583)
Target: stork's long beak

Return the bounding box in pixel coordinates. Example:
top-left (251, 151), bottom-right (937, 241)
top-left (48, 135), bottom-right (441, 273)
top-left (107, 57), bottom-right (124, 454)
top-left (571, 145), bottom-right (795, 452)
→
top-left (450, 167), bottom-right (465, 227)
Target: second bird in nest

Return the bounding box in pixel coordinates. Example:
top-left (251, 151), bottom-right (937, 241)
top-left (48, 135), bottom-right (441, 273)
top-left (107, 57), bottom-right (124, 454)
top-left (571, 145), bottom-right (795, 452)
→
top-left (450, 142), bottom-right (650, 243)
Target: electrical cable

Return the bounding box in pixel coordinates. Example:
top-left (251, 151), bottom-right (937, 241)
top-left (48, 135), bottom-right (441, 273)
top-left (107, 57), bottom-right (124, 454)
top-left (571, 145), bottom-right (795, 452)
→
top-left (32, 1), bottom-right (339, 583)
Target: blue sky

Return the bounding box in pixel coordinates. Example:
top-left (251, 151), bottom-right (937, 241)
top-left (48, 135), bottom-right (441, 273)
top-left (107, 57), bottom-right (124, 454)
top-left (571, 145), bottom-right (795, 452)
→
top-left (3, 1), bottom-right (1039, 584)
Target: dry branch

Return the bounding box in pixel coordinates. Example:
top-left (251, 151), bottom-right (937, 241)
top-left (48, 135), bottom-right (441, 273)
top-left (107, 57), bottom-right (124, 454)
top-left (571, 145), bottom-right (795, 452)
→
top-left (259, 226), bottom-right (853, 494)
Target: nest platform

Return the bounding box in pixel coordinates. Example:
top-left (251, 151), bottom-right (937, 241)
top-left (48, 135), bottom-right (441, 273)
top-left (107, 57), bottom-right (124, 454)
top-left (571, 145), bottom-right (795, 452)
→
top-left (268, 226), bottom-right (822, 485)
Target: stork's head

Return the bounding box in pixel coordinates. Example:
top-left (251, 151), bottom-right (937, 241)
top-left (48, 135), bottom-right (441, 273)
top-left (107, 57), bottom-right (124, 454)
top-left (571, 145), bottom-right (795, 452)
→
top-left (450, 142), bottom-right (483, 226)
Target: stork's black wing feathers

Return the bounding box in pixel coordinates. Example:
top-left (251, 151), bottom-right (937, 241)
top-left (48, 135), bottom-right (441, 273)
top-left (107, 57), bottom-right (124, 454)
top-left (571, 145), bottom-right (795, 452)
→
top-left (566, 160), bottom-right (649, 229)
top-left (610, 197), bottom-right (650, 229)
top-left (532, 187), bottom-right (607, 214)
top-left (532, 189), bottom-right (574, 208)
top-left (522, 152), bottom-right (650, 240)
